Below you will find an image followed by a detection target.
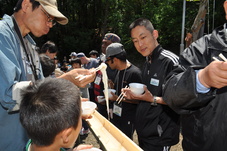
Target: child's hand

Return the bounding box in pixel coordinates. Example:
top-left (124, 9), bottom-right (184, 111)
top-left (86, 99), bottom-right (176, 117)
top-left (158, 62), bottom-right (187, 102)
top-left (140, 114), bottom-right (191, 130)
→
top-left (82, 114), bottom-right (93, 119)
top-left (81, 98), bottom-right (89, 102)
top-left (73, 144), bottom-right (93, 151)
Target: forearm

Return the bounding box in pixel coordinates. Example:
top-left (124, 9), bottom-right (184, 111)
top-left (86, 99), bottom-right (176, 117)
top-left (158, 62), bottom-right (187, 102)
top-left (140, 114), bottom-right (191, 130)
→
top-left (143, 96), bottom-right (166, 105)
top-left (121, 98), bottom-right (139, 104)
top-left (163, 67), bottom-right (214, 114)
top-left (153, 96), bottom-right (166, 105)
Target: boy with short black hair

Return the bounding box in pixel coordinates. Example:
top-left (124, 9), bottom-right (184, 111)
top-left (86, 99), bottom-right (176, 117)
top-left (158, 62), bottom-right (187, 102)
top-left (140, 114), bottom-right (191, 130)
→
top-left (20, 78), bottom-right (92, 151)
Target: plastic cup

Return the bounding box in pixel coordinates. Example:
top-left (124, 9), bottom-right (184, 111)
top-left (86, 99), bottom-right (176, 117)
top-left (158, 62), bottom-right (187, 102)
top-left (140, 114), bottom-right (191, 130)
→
top-left (97, 96), bottom-right (105, 103)
top-left (129, 83), bottom-right (145, 95)
top-left (81, 101), bottom-right (97, 116)
top-left (103, 89), bottom-right (116, 98)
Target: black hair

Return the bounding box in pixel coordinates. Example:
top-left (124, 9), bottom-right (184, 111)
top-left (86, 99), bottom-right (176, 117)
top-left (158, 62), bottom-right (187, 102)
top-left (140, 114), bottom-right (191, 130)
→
top-left (110, 51), bottom-right (127, 62)
top-left (89, 50), bottom-right (99, 56)
top-left (40, 55), bottom-right (55, 77)
top-left (70, 58), bottom-right (81, 66)
top-left (39, 41), bottom-right (58, 54)
top-left (14, 0), bottom-right (40, 12)
top-left (20, 78), bottom-right (81, 146)
top-left (129, 18), bottom-right (155, 34)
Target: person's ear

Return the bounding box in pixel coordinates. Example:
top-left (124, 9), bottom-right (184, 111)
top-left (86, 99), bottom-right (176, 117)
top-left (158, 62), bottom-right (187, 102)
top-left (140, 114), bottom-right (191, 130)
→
top-left (46, 49), bottom-right (51, 54)
top-left (21, 0), bottom-right (30, 12)
top-left (61, 127), bottom-right (73, 143)
top-left (152, 30), bottom-right (159, 40)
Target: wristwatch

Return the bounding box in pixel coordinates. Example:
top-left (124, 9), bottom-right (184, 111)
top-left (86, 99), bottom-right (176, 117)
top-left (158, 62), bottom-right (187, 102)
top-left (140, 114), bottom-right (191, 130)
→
top-left (151, 96), bottom-right (158, 106)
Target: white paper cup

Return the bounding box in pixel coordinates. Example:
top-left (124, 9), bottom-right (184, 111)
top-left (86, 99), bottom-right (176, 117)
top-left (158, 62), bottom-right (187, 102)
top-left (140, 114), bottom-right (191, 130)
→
top-left (97, 96), bottom-right (105, 103)
top-left (81, 101), bottom-right (97, 116)
top-left (104, 89), bottom-right (116, 98)
top-left (129, 83), bottom-right (145, 95)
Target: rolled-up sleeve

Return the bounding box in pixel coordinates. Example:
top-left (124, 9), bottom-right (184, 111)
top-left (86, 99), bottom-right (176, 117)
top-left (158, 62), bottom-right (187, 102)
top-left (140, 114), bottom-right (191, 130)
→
top-left (11, 81), bottom-right (31, 111)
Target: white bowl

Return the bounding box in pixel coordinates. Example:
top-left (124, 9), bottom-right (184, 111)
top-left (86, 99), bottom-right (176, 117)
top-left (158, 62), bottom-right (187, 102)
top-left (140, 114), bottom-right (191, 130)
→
top-left (103, 89), bottom-right (116, 98)
top-left (97, 96), bottom-right (105, 103)
top-left (81, 101), bottom-right (97, 116)
top-left (129, 83), bottom-right (145, 95)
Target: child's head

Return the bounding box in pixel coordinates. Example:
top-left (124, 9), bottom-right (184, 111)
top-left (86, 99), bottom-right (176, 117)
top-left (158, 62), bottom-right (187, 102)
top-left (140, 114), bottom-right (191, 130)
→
top-left (70, 58), bottom-right (82, 69)
top-left (20, 78), bottom-right (82, 149)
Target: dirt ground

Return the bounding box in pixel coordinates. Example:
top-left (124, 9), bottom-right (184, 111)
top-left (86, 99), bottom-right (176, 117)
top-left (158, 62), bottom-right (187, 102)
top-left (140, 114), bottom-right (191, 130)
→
top-left (79, 129), bottom-right (183, 151)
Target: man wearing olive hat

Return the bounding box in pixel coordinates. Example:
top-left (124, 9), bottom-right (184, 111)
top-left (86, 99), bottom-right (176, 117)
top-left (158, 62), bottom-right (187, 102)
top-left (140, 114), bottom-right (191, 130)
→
top-left (0, 0), bottom-right (96, 150)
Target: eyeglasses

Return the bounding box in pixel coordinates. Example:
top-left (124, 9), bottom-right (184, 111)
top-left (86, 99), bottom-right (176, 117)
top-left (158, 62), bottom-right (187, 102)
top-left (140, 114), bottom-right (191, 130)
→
top-left (105, 58), bottom-right (113, 63)
top-left (41, 8), bottom-right (56, 26)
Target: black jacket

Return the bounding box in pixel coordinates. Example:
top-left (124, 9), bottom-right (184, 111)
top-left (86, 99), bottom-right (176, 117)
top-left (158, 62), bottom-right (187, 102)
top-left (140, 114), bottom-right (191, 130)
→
top-left (136, 45), bottom-right (180, 150)
top-left (163, 24), bottom-right (227, 151)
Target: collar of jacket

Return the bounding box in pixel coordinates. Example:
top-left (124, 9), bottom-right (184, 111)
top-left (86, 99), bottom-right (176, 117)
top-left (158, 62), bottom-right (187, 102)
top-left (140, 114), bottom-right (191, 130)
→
top-left (146, 45), bottom-right (162, 63)
top-left (209, 23), bottom-right (227, 52)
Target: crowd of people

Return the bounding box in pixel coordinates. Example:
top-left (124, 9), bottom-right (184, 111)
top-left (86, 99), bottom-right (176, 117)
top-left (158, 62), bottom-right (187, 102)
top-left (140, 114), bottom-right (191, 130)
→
top-left (1, 0), bottom-right (227, 151)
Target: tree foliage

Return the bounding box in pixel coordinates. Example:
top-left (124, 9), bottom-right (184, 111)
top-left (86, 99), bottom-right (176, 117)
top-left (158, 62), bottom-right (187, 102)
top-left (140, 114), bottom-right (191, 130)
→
top-left (0, 0), bottom-right (225, 65)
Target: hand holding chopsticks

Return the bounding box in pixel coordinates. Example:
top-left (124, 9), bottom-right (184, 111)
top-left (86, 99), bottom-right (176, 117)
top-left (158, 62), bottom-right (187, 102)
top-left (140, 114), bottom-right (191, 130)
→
top-left (203, 53), bottom-right (227, 89)
top-left (116, 85), bottom-right (128, 104)
top-left (74, 63), bottom-right (107, 81)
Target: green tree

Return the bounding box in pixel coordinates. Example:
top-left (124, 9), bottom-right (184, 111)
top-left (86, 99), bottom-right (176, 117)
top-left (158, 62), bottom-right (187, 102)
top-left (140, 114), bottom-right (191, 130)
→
top-left (0, 0), bottom-right (225, 65)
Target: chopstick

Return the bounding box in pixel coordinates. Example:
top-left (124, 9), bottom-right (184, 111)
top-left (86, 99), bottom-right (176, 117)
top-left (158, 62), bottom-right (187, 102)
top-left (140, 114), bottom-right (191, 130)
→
top-left (75, 74), bottom-right (87, 81)
top-left (117, 94), bottom-right (125, 104)
top-left (95, 66), bottom-right (101, 72)
top-left (212, 53), bottom-right (227, 62)
top-left (212, 56), bottom-right (220, 61)
top-left (78, 75), bottom-right (87, 81)
top-left (75, 74), bottom-right (83, 80)
top-left (219, 53), bottom-right (227, 62)
top-left (75, 63), bottom-right (106, 81)
top-left (116, 85), bottom-right (128, 104)
top-left (75, 66), bottom-right (101, 81)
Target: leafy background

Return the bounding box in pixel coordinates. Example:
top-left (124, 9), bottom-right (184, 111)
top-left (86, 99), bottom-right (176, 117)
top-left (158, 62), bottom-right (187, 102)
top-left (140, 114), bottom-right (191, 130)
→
top-left (0, 0), bottom-right (225, 68)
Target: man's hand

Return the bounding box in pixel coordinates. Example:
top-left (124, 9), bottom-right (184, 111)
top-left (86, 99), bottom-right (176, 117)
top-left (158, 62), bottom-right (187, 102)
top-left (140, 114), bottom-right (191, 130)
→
top-left (108, 79), bottom-right (114, 89)
top-left (198, 61), bottom-right (227, 89)
top-left (122, 86), bottom-right (166, 105)
top-left (122, 85), bottom-right (150, 101)
top-left (109, 92), bottom-right (118, 101)
top-left (58, 68), bottom-right (96, 87)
